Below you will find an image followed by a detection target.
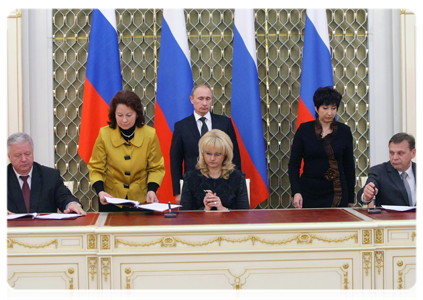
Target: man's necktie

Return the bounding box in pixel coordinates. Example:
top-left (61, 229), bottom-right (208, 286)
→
top-left (401, 172), bottom-right (413, 206)
top-left (200, 117), bottom-right (208, 136)
top-left (20, 175), bottom-right (30, 212)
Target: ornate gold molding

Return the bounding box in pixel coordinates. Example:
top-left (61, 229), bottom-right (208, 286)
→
top-left (101, 258), bottom-right (111, 282)
top-left (125, 268), bottom-right (132, 289)
top-left (228, 270), bottom-right (247, 290)
top-left (363, 230), bottom-right (372, 245)
top-left (88, 234), bottom-right (96, 250)
top-left (88, 257), bottom-right (97, 281)
top-left (397, 261), bottom-right (404, 289)
top-left (115, 233), bottom-right (358, 248)
top-left (362, 252), bottom-right (372, 276)
top-left (7, 238), bottom-right (58, 249)
top-left (396, 262), bottom-right (416, 290)
top-left (411, 232), bottom-right (416, 242)
top-left (68, 268), bottom-right (74, 289)
top-left (375, 251), bottom-right (384, 275)
top-left (375, 229), bottom-right (383, 244)
top-left (343, 263), bottom-right (350, 289)
top-left (101, 235), bottom-right (110, 250)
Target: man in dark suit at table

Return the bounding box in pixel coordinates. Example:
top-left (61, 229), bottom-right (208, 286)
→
top-left (170, 84), bottom-right (241, 204)
top-left (7, 132), bottom-right (86, 215)
top-left (357, 132), bottom-right (416, 207)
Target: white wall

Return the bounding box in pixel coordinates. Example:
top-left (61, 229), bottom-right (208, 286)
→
top-left (21, 9), bottom-right (54, 166)
top-left (368, 9), bottom-right (402, 166)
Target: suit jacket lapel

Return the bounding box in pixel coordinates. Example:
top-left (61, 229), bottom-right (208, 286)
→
top-left (8, 164), bottom-right (27, 213)
top-left (386, 162), bottom-right (409, 206)
top-left (411, 162), bottom-right (420, 188)
top-left (411, 162), bottom-right (420, 205)
top-left (30, 163), bottom-right (43, 213)
top-left (188, 114), bottom-right (201, 140)
top-left (211, 113), bottom-right (223, 130)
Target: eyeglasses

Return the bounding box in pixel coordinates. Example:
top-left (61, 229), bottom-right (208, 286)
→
top-left (204, 152), bottom-right (223, 158)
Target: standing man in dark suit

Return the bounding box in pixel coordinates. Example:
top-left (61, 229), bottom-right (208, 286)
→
top-left (7, 132), bottom-right (86, 215)
top-left (170, 84), bottom-right (241, 204)
top-left (357, 133), bottom-right (416, 207)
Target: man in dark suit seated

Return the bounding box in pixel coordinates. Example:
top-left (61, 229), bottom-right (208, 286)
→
top-left (357, 132), bottom-right (416, 207)
top-left (170, 84), bottom-right (241, 204)
top-left (7, 132), bottom-right (86, 215)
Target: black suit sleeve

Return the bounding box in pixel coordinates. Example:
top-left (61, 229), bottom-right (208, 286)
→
top-left (357, 166), bottom-right (381, 204)
top-left (288, 123), bottom-right (305, 196)
top-left (342, 126), bottom-right (356, 204)
top-left (52, 169), bottom-right (81, 212)
top-left (226, 119), bottom-right (242, 170)
top-left (234, 172), bottom-right (250, 209)
top-left (170, 121), bottom-right (184, 195)
top-left (180, 173), bottom-right (195, 210)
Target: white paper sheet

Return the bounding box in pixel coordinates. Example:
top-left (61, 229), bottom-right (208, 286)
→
top-left (138, 203), bottom-right (182, 212)
top-left (7, 213), bottom-right (37, 220)
top-left (7, 213), bottom-right (82, 220)
top-left (381, 205), bottom-right (416, 212)
top-left (33, 213), bottom-right (83, 219)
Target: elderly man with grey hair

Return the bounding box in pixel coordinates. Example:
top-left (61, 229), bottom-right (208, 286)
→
top-left (7, 132), bottom-right (85, 215)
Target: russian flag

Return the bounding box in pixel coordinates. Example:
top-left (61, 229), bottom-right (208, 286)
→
top-left (231, 9), bottom-right (269, 208)
top-left (79, 9), bottom-right (122, 163)
top-left (297, 9), bottom-right (334, 127)
top-left (155, 9), bottom-right (193, 203)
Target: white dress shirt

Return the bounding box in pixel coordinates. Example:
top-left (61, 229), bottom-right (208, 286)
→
top-left (194, 111), bottom-right (212, 135)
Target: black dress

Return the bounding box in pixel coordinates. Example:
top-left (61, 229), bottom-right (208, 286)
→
top-left (288, 120), bottom-right (355, 208)
top-left (180, 169), bottom-right (250, 210)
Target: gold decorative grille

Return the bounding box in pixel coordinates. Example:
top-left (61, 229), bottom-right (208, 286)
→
top-left (52, 9), bottom-right (369, 211)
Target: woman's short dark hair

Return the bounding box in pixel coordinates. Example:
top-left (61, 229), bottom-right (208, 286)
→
top-left (313, 86), bottom-right (342, 118)
top-left (108, 90), bottom-right (145, 129)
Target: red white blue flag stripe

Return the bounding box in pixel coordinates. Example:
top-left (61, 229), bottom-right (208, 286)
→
top-left (231, 9), bottom-right (269, 208)
top-left (79, 9), bottom-right (122, 163)
top-left (297, 9), bottom-right (334, 127)
top-left (155, 9), bottom-right (193, 202)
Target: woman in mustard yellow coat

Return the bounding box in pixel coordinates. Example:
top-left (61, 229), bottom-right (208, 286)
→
top-left (88, 90), bottom-right (165, 212)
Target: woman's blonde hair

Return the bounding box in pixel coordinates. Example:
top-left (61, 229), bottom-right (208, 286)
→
top-left (196, 129), bottom-right (235, 179)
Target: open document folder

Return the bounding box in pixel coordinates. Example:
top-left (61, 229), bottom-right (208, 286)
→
top-left (7, 213), bottom-right (83, 220)
top-left (105, 196), bottom-right (181, 212)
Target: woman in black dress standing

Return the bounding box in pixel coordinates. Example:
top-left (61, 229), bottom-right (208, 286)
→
top-left (288, 86), bottom-right (355, 208)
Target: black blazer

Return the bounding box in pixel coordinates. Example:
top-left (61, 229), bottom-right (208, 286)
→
top-left (8, 162), bottom-right (81, 213)
top-left (170, 113), bottom-right (241, 195)
top-left (357, 161), bottom-right (416, 206)
top-left (288, 121), bottom-right (356, 207)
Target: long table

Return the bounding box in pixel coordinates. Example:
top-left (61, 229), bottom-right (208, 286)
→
top-left (7, 208), bottom-right (416, 290)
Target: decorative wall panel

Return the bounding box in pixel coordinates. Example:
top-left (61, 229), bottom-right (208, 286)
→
top-left (52, 9), bottom-right (369, 211)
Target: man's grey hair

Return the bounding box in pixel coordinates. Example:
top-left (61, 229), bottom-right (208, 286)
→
top-left (191, 84), bottom-right (213, 98)
top-left (7, 132), bottom-right (34, 154)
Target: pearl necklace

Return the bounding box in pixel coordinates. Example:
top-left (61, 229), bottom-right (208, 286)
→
top-left (120, 129), bottom-right (135, 139)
